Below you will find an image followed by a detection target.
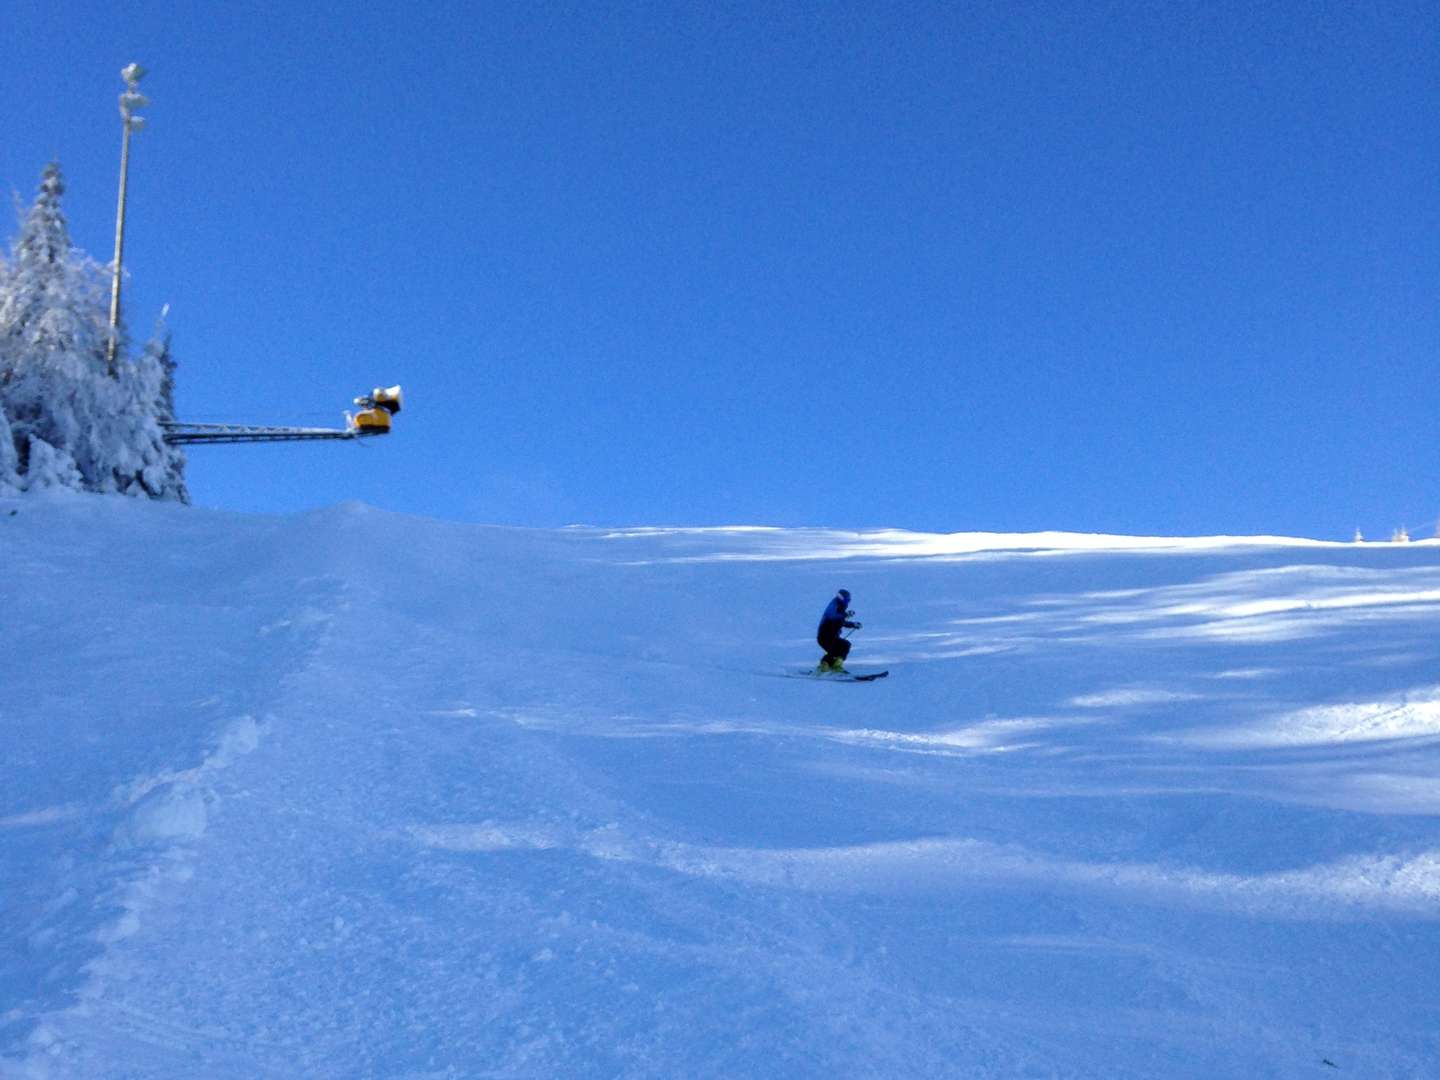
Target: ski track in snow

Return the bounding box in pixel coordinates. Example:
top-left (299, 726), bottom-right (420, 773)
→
top-left (4, 496), bottom-right (1440, 1077)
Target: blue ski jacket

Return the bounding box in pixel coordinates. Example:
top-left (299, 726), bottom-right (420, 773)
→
top-left (818, 596), bottom-right (858, 635)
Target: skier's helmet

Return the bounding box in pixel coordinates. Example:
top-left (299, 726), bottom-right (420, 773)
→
top-left (837, 589), bottom-right (851, 603)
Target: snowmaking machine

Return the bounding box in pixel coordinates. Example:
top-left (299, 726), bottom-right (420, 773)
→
top-left (346, 385), bottom-right (403, 435)
top-left (161, 385), bottom-right (404, 446)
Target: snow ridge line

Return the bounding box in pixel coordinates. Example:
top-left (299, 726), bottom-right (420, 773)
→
top-left (6, 546), bottom-right (355, 1076)
top-left (410, 822), bottom-right (1440, 920)
top-left (8, 715), bottom-right (265, 1078)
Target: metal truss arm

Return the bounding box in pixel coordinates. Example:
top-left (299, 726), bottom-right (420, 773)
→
top-left (160, 422), bottom-right (371, 446)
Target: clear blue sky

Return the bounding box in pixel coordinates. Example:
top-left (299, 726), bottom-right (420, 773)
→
top-left (4, 1), bottom-right (1437, 538)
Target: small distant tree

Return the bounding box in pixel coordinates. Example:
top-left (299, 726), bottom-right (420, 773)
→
top-left (0, 162), bottom-right (187, 501)
top-left (124, 318), bottom-right (188, 501)
top-left (1352, 528), bottom-right (1364, 543)
top-left (1391, 526), bottom-right (1410, 543)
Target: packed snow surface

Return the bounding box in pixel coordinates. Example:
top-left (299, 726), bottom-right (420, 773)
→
top-left (3, 494), bottom-right (1439, 1077)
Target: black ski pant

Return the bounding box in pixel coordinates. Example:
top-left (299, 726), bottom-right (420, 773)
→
top-left (817, 626), bottom-right (851, 664)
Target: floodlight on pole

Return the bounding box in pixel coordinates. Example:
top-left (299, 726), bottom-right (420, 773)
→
top-left (107, 63), bottom-right (149, 374)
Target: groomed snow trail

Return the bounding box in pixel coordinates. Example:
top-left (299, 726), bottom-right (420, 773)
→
top-left (3, 496), bottom-right (1440, 1077)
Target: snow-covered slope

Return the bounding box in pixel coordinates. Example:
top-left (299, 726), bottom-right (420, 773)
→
top-left (4, 494), bottom-right (1439, 1078)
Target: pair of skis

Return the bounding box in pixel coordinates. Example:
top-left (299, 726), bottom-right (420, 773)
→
top-left (794, 668), bottom-right (889, 683)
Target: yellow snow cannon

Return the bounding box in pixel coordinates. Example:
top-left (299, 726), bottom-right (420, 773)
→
top-left (350, 408), bottom-right (392, 434)
top-left (348, 385), bottom-right (403, 436)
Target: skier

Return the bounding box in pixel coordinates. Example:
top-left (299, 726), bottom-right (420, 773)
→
top-left (816, 589), bottom-right (862, 673)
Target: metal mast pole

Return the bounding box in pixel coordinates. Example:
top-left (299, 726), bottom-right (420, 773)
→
top-left (107, 63), bottom-right (148, 375)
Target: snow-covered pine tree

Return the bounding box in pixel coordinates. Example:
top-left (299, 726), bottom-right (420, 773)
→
top-left (0, 246), bottom-right (13, 493)
top-left (124, 318), bottom-right (188, 502)
top-left (0, 162), bottom-right (186, 501)
top-left (0, 162), bottom-right (111, 487)
top-left (0, 399), bottom-right (18, 494)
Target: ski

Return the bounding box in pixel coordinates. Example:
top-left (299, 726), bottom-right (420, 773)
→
top-left (790, 669), bottom-right (889, 683)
